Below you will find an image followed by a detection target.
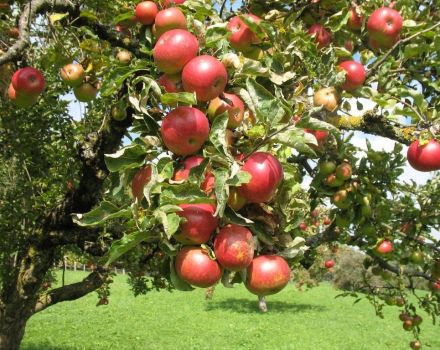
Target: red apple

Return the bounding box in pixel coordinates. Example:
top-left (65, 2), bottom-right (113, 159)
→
top-left (174, 203), bottom-right (218, 244)
top-left (60, 63), bottom-right (85, 87)
top-left (305, 129), bottom-right (329, 142)
top-left (175, 247), bottom-right (222, 288)
top-left (158, 73), bottom-right (183, 93)
top-left (214, 224), bottom-right (254, 271)
top-left (238, 152), bottom-right (284, 203)
top-left (207, 92), bottom-right (245, 129)
top-left (335, 162), bottom-right (352, 180)
top-left (323, 217), bottom-right (331, 225)
top-left (430, 280), bottom-right (440, 293)
top-left (153, 29), bottom-right (199, 74)
top-left (307, 24), bottom-right (332, 48)
top-left (226, 14), bottom-right (261, 52)
top-left (246, 255), bottom-right (291, 296)
top-left (181, 55), bottom-right (228, 102)
top-left (407, 139), bottom-right (440, 172)
top-left (299, 223), bottom-right (308, 231)
top-left (338, 61), bottom-right (366, 91)
top-left (367, 7), bottom-right (402, 49)
top-left (173, 155), bottom-right (215, 193)
top-left (73, 83), bottom-right (98, 102)
top-left (154, 7), bottom-right (187, 38)
top-left (131, 165), bottom-right (152, 200)
top-left (376, 240), bottom-right (393, 254)
top-left (8, 27), bottom-right (19, 38)
top-left (162, 0), bottom-right (185, 7)
top-left (347, 7), bottom-right (363, 31)
top-left (160, 106), bottom-right (210, 156)
top-left (324, 259), bottom-right (335, 269)
top-left (8, 83), bottom-right (39, 107)
top-left (135, 1), bottom-right (158, 25)
top-left (11, 67), bottom-right (45, 96)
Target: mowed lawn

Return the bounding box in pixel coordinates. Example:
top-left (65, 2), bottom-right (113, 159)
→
top-left (22, 271), bottom-right (439, 350)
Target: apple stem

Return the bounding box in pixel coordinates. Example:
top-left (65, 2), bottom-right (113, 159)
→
top-left (258, 296), bottom-right (268, 312)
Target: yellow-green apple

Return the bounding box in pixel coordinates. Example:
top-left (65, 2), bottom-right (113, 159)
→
top-left (313, 87), bottom-right (340, 112)
top-left (60, 63), bottom-right (85, 87)
top-left (238, 152), bottom-right (283, 203)
top-left (160, 106), bottom-right (210, 155)
top-left (227, 188), bottom-right (247, 211)
top-left (74, 83), bottom-right (98, 102)
top-left (153, 29), bottom-right (199, 74)
top-left (175, 247), bottom-right (222, 288)
top-left (207, 92), bottom-right (245, 129)
top-left (181, 55), bottom-right (228, 102)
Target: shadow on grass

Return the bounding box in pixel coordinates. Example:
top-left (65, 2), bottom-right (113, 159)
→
top-left (205, 298), bottom-right (326, 314)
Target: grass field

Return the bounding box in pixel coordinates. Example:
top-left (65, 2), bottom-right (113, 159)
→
top-left (21, 271), bottom-right (439, 350)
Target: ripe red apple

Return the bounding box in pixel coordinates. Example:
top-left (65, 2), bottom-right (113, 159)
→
top-left (173, 155), bottom-right (215, 193)
top-left (338, 61), bottom-right (366, 91)
top-left (246, 255), bottom-right (291, 296)
top-left (135, 1), bottom-right (158, 25)
top-left (207, 93), bottom-right (245, 129)
top-left (347, 7), bottom-right (363, 31)
top-left (305, 129), bottom-right (329, 143)
top-left (60, 63), bottom-right (85, 87)
top-left (11, 67), bottom-right (45, 96)
top-left (154, 7), bottom-right (187, 38)
top-left (158, 74), bottom-right (183, 93)
top-left (430, 280), bottom-right (440, 293)
top-left (116, 50), bottom-right (132, 64)
top-left (376, 240), bottom-right (393, 254)
top-left (174, 203), bottom-right (218, 244)
top-left (311, 209), bottom-right (319, 217)
top-left (307, 24), bottom-right (332, 48)
top-left (181, 55), bottom-right (228, 102)
top-left (153, 29), bottom-right (199, 74)
top-left (227, 188), bottom-right (247, 211)
top-left (226, 14), bottom-right (261, 52)
top-left (335, 162), bottom-right (352, 180)
top-left (324, 259), bottom-right (335, 269)
top-left (73, 83), bottom-right (98, 102)
top-left (367, 7), bottom-right (403, 49)
top-left (323, 217), bottom-right (331, 225)
top-left (160, 106), bottom-right (210, 156)
top-left (313, 87), bottom-right (340, 112)
top-left (214, 224), bottom-right (254, 271)
top-left (175, 247), bottom-right (222, 288)
top-left (407, 139), bottom-right (440, 172)
top-left (299, 223), bottom-right (308, 231)
top-left (131, 165), bottom-right (152, 200)
top-left (8, 83), bottom-right (39, 108)
top-left (238, 152), bottom-right (284, 203)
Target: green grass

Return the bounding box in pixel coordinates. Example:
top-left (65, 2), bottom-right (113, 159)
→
top-left (21, 271), bottom-right (439, 350)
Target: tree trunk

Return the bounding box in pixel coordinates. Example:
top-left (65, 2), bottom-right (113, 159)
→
top-left (0, 244), bottom-right (55, 350)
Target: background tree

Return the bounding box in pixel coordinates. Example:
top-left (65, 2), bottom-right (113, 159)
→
top-left (1, 0), bottom-right (440, 349)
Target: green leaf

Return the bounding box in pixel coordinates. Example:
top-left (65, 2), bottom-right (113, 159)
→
top-left (213, 168), bottom-right (229, 217)
top-left (113, 11), bottom-right (135, 25)
top-left (73, 201), bottom-right (130, 227)
top-left (154, 210), bottom-right (181, 239)
top-left (278, 237), bottom-right (309, 259)
top-left (209, 111), bottom-right (231, 159)
top-left (104, 231), bottom-right (152, 265)
top-left (160, 92), bottom-right (197, 106)
top-left (105, 144), bottom-right (147, 172)
top-left (160, 183), bottom-right (215, 205)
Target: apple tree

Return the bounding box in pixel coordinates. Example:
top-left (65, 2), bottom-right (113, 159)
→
top-left (1, 0), bottom-right (440, 349)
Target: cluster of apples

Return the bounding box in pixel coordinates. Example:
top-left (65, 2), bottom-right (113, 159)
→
top-left (127, 3), bottom-right (294, 295)
top-left (59, 63), bottom-right (98, 102)
top-left (7, 67), bottom-right (45, 108)
top-left (298, 207), bottom-right (332, 232)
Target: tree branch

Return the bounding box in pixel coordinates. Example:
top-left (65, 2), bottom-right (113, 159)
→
top-left (366, 21), bottom-right (440, 78)
top-left (0, 0), bottom-right (79, 66)
top-left (34, 267), bottom-right (108, 313)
